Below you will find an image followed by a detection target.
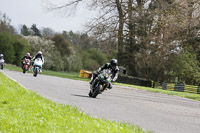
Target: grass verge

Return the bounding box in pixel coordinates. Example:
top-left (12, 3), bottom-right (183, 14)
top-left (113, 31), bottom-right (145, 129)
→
top-left (115, 83), bottom-right (200, 101)
top-left (0, 72), bottom-right (148, 133)
top-left (4, 64), bottom-right (200, 101)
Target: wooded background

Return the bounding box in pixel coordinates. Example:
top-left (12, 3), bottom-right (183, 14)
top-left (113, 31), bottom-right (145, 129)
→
top-left (0, 0), bottom-right (200, 85)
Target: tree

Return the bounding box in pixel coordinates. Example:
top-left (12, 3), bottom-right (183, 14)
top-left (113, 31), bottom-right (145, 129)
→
top-left (31, 24), bottom-right (42, 37)
top-left (20, 24), bottom-right (31, 36)
top-left (46, 0), bottom-right (126, 62)
top-left (12, 35), bottom-right (30, 66)
top-left (169, 46), bottom-right (200, 85)
top-left (0, 12), bottom-right (16, 34)
top-left (52, 34), bottom-right (72, 56)
top-left (0, 32), bottom-right (15, 63)
top-left (24, 36), bottom-right (65, 71)
top-left (41, 27), bottom-right (55, 39)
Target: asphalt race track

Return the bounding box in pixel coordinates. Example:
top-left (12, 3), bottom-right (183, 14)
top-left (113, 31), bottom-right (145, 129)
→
top-left (2, 70), bottom-right (200, 133)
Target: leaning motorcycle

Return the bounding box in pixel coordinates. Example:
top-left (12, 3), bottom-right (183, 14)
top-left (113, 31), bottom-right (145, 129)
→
top-left (0, 58), bottom-right (4, 70)
top-left (89, 69), bottom-right (112, 98)
top-left (32, 58), bottom-right (43, 77)
top-left (22, 58), bottom-right (31, 73)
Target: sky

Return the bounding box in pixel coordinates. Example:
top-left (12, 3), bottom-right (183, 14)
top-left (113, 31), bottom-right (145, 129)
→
top-left (0, 0), bottom-right (96, 33)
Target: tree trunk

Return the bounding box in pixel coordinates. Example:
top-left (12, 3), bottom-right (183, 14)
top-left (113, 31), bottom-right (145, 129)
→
top-left (115, 0), bottom-right (124, 64)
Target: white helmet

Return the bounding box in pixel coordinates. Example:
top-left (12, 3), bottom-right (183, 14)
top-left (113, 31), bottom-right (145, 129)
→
top-left (37, 51), bottom-right (42, 55)
top-left (26, 53), bottom-right (30, 57)
top-left (0, 54), bottom-right (3, 57)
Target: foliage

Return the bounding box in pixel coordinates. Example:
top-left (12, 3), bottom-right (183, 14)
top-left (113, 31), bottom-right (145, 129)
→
top-left (67, 55), bottom-right (83, 72)
top-left (169, 47), bottom-right (200, 85)
top-left (52, 34), bottom-right (72, 56)
top-left (12, 35), bottom-right (30, 66)
top-left (24, 36), bottom-right (64, 71)
top-left (41, 27), bottom-right (55, 39)
top-left (78, 48), bottom-right (108, 71)
top-left (30, 24), bottom-right (42, 37)
top-left (20, 24), bottom-right (31, 36)
top-left (0, 32), bottom-right (30, 66)
top-left (0, 12), bottom-right (16, 34)
top-left (0, 32), bottom-right (15, 63)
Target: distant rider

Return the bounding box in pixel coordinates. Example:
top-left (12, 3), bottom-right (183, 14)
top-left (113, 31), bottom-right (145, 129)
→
top-left (21, 53), bottom-right (32, 69)
top-left (32, 51), bottom-right (44, 71)
top-left (89, 59), bottom-right (119, 89)
top-left (0, 54), bottom-right (3, 60)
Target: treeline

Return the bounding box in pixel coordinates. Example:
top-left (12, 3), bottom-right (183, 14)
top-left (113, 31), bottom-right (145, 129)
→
top-left (47, 0), bottom-right (200, 85)
top-left (1, 0), bottom-right (200, 86)
top-left (0, 12), bottom-right (115, 72)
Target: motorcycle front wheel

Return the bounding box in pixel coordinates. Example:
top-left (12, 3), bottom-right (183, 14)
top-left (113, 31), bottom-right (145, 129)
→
top-left (33, 68), bottom-right (38, 77)
top-left (92, 85), bottom-right (101, 98)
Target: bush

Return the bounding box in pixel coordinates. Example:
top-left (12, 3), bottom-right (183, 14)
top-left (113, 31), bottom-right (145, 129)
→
top-left (24, 36), bottom-right (64, 71)
top-left (0, 32), bottom-right (30, 65)
top-left (0, 32), bottom-right (15, 63)
top-left (117, 74), bottom-right (152, 87)
top-left (78, 48), bottom-right (108, 71)
top-left (13, 35), bottom-right (30, 66)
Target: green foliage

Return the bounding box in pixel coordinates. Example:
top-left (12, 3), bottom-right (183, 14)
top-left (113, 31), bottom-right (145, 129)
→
top-left (0, 32), bottom-right (15, 63)
top-left (67, 55), bottom-right (82, 72)
top-left (52, 34), bottom-right (72, 56)
top-left (169, 47), bottom-right (200, 85)
top-left (78, 48), bottom-right (108, 71)
top-left (0, 12), bottom-right (15, 34)
top-left (88, 48), bottom-right (108, 66)
top-left (13, 35), bottom-right (30, 66)
top-left (20, 24), bottom-right (31, 36)
top-left (24, 36), bottom-right (64, 71)
top-left (31, 24), bottom-right (42, 37)
top-left (0, 32), bottom-right (30, 66)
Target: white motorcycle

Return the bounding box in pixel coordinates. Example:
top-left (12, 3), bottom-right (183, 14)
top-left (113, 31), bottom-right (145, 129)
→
top-left (0, 58), bottom-right (4, 70)
top-left (32, 58), bottom-right (43, 77)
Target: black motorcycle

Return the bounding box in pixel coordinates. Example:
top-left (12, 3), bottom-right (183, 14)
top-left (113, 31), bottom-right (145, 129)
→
top-left (89, 69), bottom-right (112, 98)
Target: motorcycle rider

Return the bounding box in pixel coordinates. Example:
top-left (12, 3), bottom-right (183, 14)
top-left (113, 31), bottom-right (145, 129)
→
top-left (0, 54), bottom-right (3, 60)
top-left (32, 51), bottom-right (44, 71)
top-left (90, 59), bottom-right (119, 89)
top-left (0, 54), bottom-right (4, 69)
top-left (21, 53), bottom-right (32, 69)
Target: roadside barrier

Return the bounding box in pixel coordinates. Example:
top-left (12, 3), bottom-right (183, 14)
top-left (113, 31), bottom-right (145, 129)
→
top-left (162, 83), bottom-right (200, 94)
top-left (79, 70), bottom-right (92, 78)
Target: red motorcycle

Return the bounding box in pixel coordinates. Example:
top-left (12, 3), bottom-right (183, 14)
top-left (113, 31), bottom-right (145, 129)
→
top-left (22, 58), bottom-right (31, 73)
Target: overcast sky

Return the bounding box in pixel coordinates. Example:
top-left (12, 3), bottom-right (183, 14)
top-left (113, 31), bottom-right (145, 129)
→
top-left (0, 0), bottom-right (96, 33)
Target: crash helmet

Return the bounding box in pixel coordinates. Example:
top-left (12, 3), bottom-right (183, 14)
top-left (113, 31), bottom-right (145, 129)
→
top-left (26, 53), bottom-right (30, 57)
top-left (110, 59), bottom-right (117, 69)
top-left (37, 51), bottom-right (42, 55)
top-left (0, 54), bottom-right (3, 57)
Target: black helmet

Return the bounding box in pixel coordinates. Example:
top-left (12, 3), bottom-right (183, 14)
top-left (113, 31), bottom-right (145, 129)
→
top-left (110, 59), bottom-right (117, 69)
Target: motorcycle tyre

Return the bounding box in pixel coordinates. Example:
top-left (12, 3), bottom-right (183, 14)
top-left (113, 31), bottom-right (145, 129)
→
top-left (23, 66), bottom-right (26, 74)
top-left (33, 68), bottom-right (38, 77)
top-left (88, 90), bottom-right (92, 97)
top-left (92, 85), bottom-right (100, 98)
top-left (1, 64), bottom-right (3, 70)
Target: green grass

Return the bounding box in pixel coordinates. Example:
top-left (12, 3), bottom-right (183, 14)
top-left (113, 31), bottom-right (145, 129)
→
top-left (4, 64), bottom-right (200, 101)
top-left (114, 83), bottom-right (200, 101)
top-left (0, 72), bottom-right (148, 133)
top-left (4, 64), bottom-right (89, 81)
